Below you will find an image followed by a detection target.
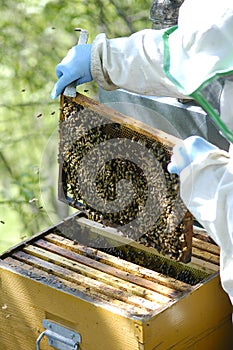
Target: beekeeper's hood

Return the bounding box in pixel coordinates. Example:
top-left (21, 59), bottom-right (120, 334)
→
top-left (163, 0), bottom-right (233, 143)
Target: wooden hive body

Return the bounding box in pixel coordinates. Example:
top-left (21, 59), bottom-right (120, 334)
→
top-left (0, 213), bottom-right (232, 350)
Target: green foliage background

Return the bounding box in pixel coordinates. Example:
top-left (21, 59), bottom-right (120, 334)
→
top-left (0, 0), bottom-right (152, 253)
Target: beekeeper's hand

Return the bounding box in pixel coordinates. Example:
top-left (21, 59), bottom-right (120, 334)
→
top-left (51, 44), bottom-right (93, 99)
top-left (167, 136), bottom-right (219, 175)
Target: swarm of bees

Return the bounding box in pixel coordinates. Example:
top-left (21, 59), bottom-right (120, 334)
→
top-left (59, 96), bottom-right (192, 261)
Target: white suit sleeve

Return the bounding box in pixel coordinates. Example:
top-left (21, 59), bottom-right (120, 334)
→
top-left (179, 150), bottom-right (233, 302)
top-left (91, 30), bottom-right (187, 98)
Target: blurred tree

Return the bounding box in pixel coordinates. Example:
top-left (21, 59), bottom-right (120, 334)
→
top-left (0, 0), bottom-right (152, 252)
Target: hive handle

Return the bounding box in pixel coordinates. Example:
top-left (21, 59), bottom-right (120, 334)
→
top-left (36, 330), bottom-right (46, 350)
top-left (36, 320), bottom-right (81, 350)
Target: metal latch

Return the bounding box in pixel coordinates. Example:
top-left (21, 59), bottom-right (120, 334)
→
top-left (36, 320), bottom-right (81, 350)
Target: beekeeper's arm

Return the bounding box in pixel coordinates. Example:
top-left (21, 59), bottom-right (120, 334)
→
top-left (168, 136), bottom-right (233, 304)
top-left (51, 28), bottom-right (187, 99)
top-left (91, 30), bottom-right (186, 97)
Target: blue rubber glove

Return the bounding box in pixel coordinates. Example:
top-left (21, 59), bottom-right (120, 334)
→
top-left (51, 44), bottom-right (93, 99)
top-left (167, 136), bottom-right (219, 175)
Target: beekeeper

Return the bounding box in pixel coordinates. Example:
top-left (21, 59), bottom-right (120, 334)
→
top-left (51, 0), bottom-right (233, 305)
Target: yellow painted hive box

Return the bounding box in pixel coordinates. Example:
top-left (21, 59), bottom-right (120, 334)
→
top-left (0, 212), bottom-right (232, 350)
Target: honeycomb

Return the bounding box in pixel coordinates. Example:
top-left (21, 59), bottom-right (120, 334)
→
top-left (58, 94), bottom-right (193, 262)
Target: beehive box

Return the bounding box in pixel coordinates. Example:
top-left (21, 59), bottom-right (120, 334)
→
top-left (0, 212), bottom-right (232, 350)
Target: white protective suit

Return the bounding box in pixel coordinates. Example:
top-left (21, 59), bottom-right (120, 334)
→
top-left (90, 0), bottom-right (233, 305)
